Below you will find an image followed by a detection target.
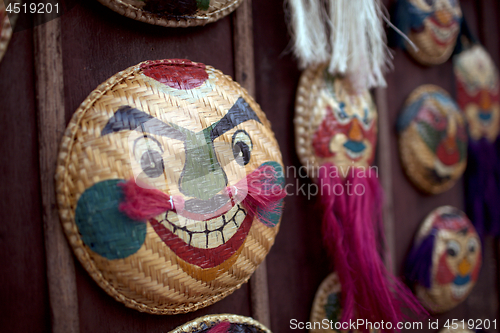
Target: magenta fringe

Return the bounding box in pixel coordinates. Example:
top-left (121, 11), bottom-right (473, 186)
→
top-left (207, 321), bottom-right (231, 333)
top-left (119, 164), bottom-right (285, 225)
top-left (318, 163), bottom-right (425, 330)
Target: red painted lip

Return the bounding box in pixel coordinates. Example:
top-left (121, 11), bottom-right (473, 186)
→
top-left (427, 17), bottom-right (458, 47)
top-left (436, 142), bottom-right (460, 166)
top-left (149, 209), bottom-right (253, 269)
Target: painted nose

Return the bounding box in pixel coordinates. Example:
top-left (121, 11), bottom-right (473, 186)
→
top-left (443, 134), bottom-right (457, 153)
top-left (348, 118), bottom-right (363, 142)
top-left (458, 258), bottom-right (471, 276)
top-left (480, 90), bottom-right (492, 110)
top-left (179, 132), bottom-right (227, 200)
top-left (435, 9), bottom-right (453, 25)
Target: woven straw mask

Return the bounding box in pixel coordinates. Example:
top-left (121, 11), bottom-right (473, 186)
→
top-left (96, 0), bottom-right (242, 27)
top-left (295, 65), bottom-right (378, 178)
top-left (56, 59), bottom-right (284, 314)
top-left (0, 0), bottom-right (19, 63)
top-left (398, 85), bottom-right (467, 194)
top-left (410, 206), bottom-right (481, 313)
top-left (454, 44), bottom-right (500, 142)
top-left (169, 314), bottom-right (271, 333)
top-left (398, 0), bottom-right (462, 65)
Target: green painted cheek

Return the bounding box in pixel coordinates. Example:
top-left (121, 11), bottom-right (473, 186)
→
top-left (179, 131), bottom-right (227, 200)
top-left (196, 0), bottom-right (210, 11)
top-left (75, 179), bottom-right (147, 260)
top-left (417, 121), bottom-right (441, 152)
top-left (256, 161), bottom-right (285, 227)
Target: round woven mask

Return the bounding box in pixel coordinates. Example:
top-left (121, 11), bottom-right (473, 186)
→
top-left (406, 206), bottom-right (481, 313)
top-left (97, 0), bottom-right (242, 27)
top-left (454, 44), bottom-right (500, 142)
top-left (56, 59), bottom-right (285, 314)
top-left (169, 314), bottom-right (271, 333)
top-left (397, 0), bottom-right (462, 65)
top-left (309, 273), bottom-right (379, 333)
top-left (295, 65), bottom-right (378, 177)
top-left (398, 85), bottom-right (467, 194)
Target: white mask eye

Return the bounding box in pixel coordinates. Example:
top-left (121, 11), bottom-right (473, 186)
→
top-left (446, 240), bottom-right (461, 257)
top-left (133, 136), bottom-right (165, 178)
top-left (232, 130), bottom-right (253, 166)
top-left (333, 102), bottom-right (350, 125)
top-left (467, 238), bottom-right (478, 253)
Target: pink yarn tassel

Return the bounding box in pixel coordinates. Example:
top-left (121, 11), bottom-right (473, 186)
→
top-left (207, 322), bottom-right (231, 333)
top-left (319, 163), bottom-right (425, 330)
top-left (229, 164), bottom-right (287, 227)
top-left (118, 180), bottom-right (181, 221)
top-left (119, 164), bottom-right (285, 225)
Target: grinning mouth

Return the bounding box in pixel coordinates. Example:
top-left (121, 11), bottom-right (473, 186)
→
top-left (451, 283), bottom-right (470, 300)
top-left (343, 140), bottom-right (366, 161)
top-left (159, 204), bottom-right (247, 249)
top-left (427, 17), bottom-right (458, 46)
top-left (149, 203), bottom-right (253, 268)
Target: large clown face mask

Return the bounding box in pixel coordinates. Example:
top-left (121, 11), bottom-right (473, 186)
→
top-left (398, 85), bottom-right (467, 194)
top-left (400, 0), bottom-right (462, 65)
top-left (295, 66), bottom-right (378, 176)
top-left (454, 45), bottom-right (500, 142)
top-left (410, 206), bottom-right (481, 313)
top-left (56, 59), bottom-right (285, 314)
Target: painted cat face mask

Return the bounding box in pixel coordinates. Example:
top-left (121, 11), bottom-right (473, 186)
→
top-left (56, 59), bottom-right (285, 314)
top-left (395, 0), bottom-right (462, 65)
top-left (295, 65), bottom-right (423, 328)
top-left (398, 85), bottom-right (467, 194)
top-left (405, 206), bottom-right (481, 313)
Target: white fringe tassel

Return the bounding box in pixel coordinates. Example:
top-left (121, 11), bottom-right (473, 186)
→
top-left (287, 0), bottom-right (390, 90)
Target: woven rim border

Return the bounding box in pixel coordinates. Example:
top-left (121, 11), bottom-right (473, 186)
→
top-left (294, 65), bottom-right (323, 182)
top-left (0, 0), bottom-right (20, 63)
top-left (54, 60), bottom-right (262, 314)
top-left (96, 0), bottom-right (243, 27)
top-left (309, 272), bottom-right (340, 333)
top-left (398, 84), bottom-right (467, 195)
top-left (169, 314), bottom-right (272, 333)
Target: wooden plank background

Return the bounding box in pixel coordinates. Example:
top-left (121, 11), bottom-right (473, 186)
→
top-left (0, 0), bottom-right (499, 332)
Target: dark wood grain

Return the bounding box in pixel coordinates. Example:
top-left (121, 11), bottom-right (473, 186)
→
top-left (34, 16), bottom-right (80, 333)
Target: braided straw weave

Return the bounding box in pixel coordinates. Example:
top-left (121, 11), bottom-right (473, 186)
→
top-left (169, 314), bottom-right (271, 333)
top-left (412, 206), bottom-right (481, 313)
top-left (398, 85), bottom-right (467, 194)
top-left (97, 0), bottom-right (242, 27)
top-left (0, 0), bottom-right (19, 63)
top-left (310, 273), bottom-right (376, 333)
top-left (294, 64), bottom-right (378, 180)
top-left (55, 59), bottom-right (283, 314)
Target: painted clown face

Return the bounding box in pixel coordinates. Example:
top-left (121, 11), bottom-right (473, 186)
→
top-left (454, 45), bottom-right (500, 142)
top-left (398, 85), bottom-right (467, 194)
top-left (415, 206), bottom-right (481, 313)
top-left (403, 0), bottom-right (462, 65)
top-left (56, 59), bottom-right (284, 313)
top-left (295, 66), bottom-right (378, 177)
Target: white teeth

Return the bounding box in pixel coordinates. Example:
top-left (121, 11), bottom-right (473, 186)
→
top-left (207, 231), bottom-right (224, 249)
top-left (190, 233), bottom-right (207, 249)
top-left (175, 229), bottom-right (191, 244)
top-left (451, 283), bottom-right (470, 299)
top-left (207, 216), bottom-right (224, 231)
top-left (234, 210), bottom-right (246, 228)
top-left (346, 149), bottom-right (362, 159)
top-left (429, 22), bottom-right (458, 42)
top-left (159, 205), bottom-right (247, 249)
top-left (434, 158), bottom-right (457, 176)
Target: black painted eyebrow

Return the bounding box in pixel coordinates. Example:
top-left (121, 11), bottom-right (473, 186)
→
top-left (101, 106), bottom-right (186, 141)
top-left (210, 97), bottom-right (261, 141)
